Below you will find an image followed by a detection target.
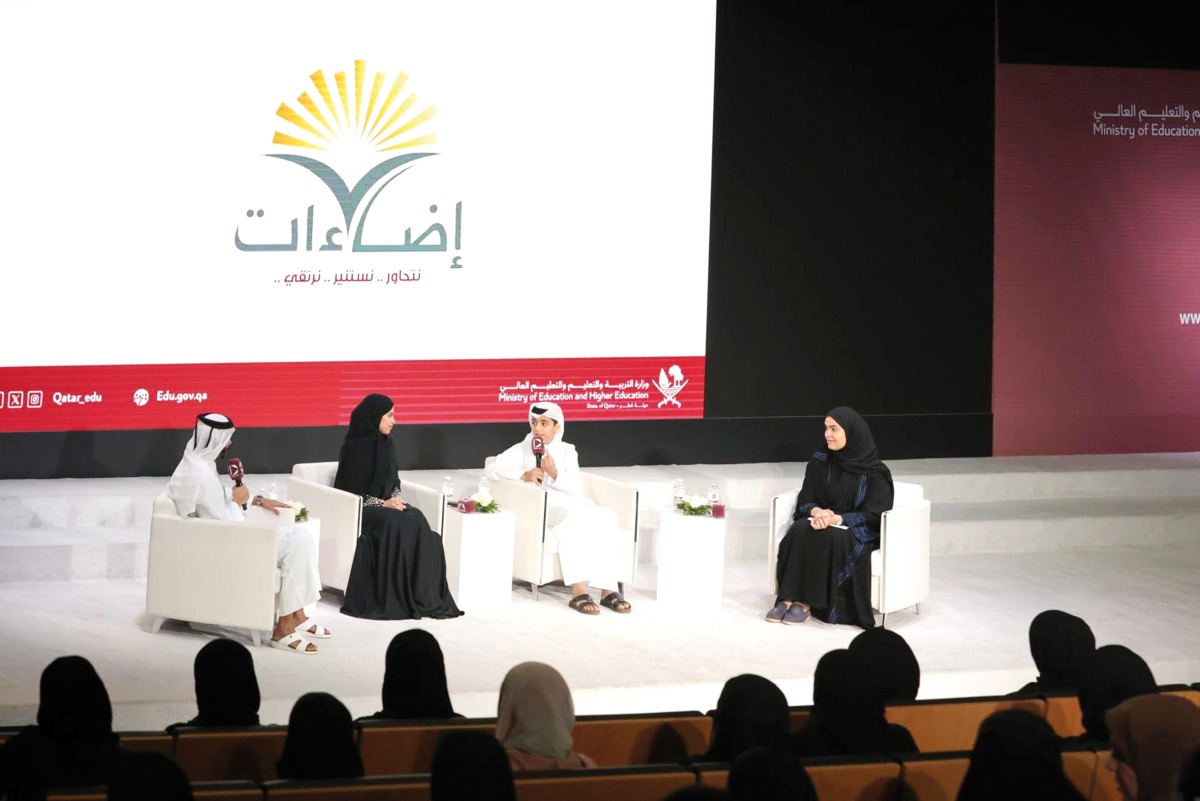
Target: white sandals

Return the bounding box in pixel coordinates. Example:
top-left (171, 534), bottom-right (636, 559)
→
top-left (295, 619), bottom-right (332, 638)
top-left (269, 631), bottom-right (318, 654)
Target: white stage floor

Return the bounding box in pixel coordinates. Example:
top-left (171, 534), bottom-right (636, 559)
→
top-left (2, 455), bottom-right (1199, 731)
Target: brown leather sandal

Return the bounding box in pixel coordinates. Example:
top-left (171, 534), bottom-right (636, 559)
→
top-left (600, 591), bottom-right (632, 613)
top-left (569, 593), bottom-right (600, 615)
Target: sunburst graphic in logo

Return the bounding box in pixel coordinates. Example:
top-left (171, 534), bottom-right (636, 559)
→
top-left (266, 59), bottom-right (440, 237)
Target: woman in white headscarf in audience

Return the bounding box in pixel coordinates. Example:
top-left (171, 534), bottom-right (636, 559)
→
top-left (496, 662), bottom-right (595, 772)
top-left (485, 402), bottom-right (631, 616)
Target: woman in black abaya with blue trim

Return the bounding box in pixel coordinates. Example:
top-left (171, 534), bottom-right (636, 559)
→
top-left (767, 407), bottom-right (893, 629)
top-left (335, 393), bottom-right (461, 620)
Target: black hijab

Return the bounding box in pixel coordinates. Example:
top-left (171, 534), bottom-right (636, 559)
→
top-left (188, 638), bottom-right (260, 727)
top-left (956, 710), bottom-right (1085, 801)
top-left (703, 674), bottom-right (791, 761)
top-left (729, 746), bottom-right (817, 801)
top-left (807, 407), bottom-right (895, 515)
top-left (377, 629), bottom-right (457, 719)
top-left (1026, 610), bottom-right (1096, 691)
top-left (850, 628), bottom-right (921, 703)
top-left (431, 729), bottom-right (517, 801)
top-left (0, 656), bottom-right (120, 795)
top-left (793, 648), bottom-right (915, 756)
top-left (276, 692), bottom-right (364, 780)
top-left (823, 407), bottom-right (889, 476)
top-left (1077, 645), bottom-right (1157, 742)
top-left (37, 656), bottom-right (116, 744)
top-left (334, 393), bottom-right (398, 499)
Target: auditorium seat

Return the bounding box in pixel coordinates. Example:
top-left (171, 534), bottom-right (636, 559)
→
top-left (263, 775), bottom-right (429, 800)
top-left (48, 781), bottom-right (262, 800)
top-left (172, 725), bottom-right (289, 783)
top-left (897, 751), bottom-right (971, 801)
top-left (696, 755), bottom-right (901, 801)
top-left (1165, 684), bottom-right (1200, 707)
top-left (1089, 750), bottom-right (1122, 801)
top-left (117, 730), bottom-right (174, 754)
top-left (356, 718), bottom-right (495, 776)
top-left (801, 755), bottom-right (903, 801)
top-left (1043, 692), bottom-right (1086, 738)
top-left (884, 696), bottom-right (1045, 753)
top-left (768, 481), bottom-right (931, 625)
top-left (788, 705), bottom-right (813, 733)
top-left (355, 712), bottom-right (711, 774)
top-left (571, 711), bottom-right (712, 766)
top-left (288, 462), bottom-right (445, 592)
top-left (1062, 748), bottom-right (1103, 800)
top-left (513, 764), bottom-right (696, 801)
top-left (146, 493), bottom-right (287, 647)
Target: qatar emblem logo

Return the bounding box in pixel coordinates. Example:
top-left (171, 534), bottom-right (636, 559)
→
top-left (654, 365), bottom-right (687, 408)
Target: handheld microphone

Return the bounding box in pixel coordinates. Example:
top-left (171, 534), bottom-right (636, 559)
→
top-left (532, 436), bottom-right (545, 468)
top-left (227, 457), bottom-right (247, 510)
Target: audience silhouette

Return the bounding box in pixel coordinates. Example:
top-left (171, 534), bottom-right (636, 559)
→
top-left (362, 629), bottom-right (460, 721)
top-left (276, 692), bottom-right (364, 780)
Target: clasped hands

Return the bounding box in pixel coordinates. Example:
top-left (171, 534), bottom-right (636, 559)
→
top-left (521, 453), bottom-right (557, 485)
top-left (808, 507), bottom-right (844, 530)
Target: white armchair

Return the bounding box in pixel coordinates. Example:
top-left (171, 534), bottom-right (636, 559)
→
top-left (146, 493), bottom-right (290, 646)
top-left (287, 462), bottom-right (445, 592)
top-left (486, 467), bottom-right (640, 600)
top-left (766, 481), bottom-right (930, 626)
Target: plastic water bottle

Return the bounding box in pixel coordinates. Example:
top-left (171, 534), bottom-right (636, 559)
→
top-left (672, 478), bottom-right (685, 504)
top-left (441, 475), bottom-right (455, 500)
top-left (707, 481), bottom-right (720, 505)
top-left (478, 475), bottom-right (490, 496)
top-left (268, 482), bottom-right (279, 500)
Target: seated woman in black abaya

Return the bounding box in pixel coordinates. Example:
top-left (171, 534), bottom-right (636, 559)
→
top-left (767, 406), bottom-right (893, 629)
top-left (335, 393), bottom-right (462, 620)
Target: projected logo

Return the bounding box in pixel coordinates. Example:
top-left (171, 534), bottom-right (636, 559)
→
top-left (654, 365), bottom-right (687, 408)
top-left (236, 59), bottom-right (462, 267)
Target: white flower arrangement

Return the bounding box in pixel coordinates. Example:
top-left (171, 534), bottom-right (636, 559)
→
top-left (286, 500), bottom-right (309, 522)
top-left (470, 492), bottom-right (499, 513)
top-left (676, 494), bottom-right (711, 516)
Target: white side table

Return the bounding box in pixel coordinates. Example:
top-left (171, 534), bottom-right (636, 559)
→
top-left (656, 511), bottom-right (726, 612)
top-left (442, 508), bottom-right (516, 609)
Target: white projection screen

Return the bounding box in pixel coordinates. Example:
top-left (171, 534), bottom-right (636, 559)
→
top-left (0, 1), bottom-right (716, 432)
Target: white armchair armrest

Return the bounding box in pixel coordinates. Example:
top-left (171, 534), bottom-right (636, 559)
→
top-left (398, 475), bottom-right (445, 536)
top-left (487, 478), bottom-right (548, 586)
top-left (288, 462), bottom-right (362, 593)
top-left (146, 494), bottom-right (281, 643)
top-left (767, 489), bottom-right (801, 592)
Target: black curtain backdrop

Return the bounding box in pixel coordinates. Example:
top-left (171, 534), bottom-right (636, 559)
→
top-left (14, 1), bottom-right (1181, 478)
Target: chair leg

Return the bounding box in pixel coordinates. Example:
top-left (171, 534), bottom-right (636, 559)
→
top-left (914, 602), bottom-right (921, 615)
top-left (151, 616), bottom-right (165, 634)
top-left (530, 581), bottom-right (539, 601)
top-left (881, 612), bottom-right (888, 628)
top-left (250, 630), bottom-right (262, 648)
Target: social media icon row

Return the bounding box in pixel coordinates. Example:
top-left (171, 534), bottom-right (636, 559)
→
top-left (0, 390), bottom-right (44, 409)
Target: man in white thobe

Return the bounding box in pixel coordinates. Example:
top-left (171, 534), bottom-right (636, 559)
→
top-left (165, 412), bottom-right (327, 653)
top-left (485, 402), bottom-right (632, 615)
